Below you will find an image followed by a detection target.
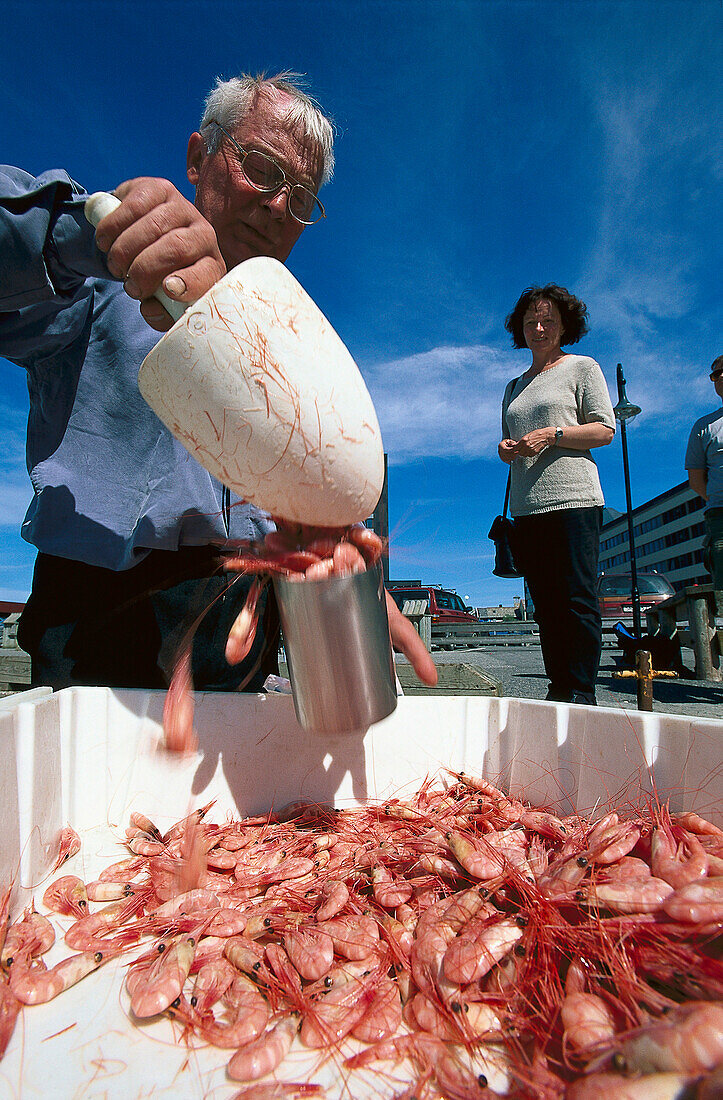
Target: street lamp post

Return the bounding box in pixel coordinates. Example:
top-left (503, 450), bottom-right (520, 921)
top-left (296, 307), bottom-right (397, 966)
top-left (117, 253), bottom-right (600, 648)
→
top-left (613, 363), bottom-right (643, 639)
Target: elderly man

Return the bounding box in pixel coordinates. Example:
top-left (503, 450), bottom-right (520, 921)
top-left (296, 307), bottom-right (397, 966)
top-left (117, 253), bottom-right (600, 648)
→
top-left (686, 354), bottom-right (723, 591)
top-left (0, 72), bottom-right (435, 692)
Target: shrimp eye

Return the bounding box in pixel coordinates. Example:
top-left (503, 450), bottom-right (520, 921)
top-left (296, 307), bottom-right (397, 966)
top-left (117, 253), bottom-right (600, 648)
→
top-left (172, 996), bottom-right (181, 1008)
top-left (612, 1053), bottom-right (627, 1072)
top-left (190, 995), bottom-right (197, 1007)
top-left (576, 856), bottom-right (588, 867)
top-left (305, 890), bottom-right (315, 897)
top-left (559, 825), bottom-right (567, 833)
top-left (574, 890), bottom-right (585, 901)
top-left (188, 937), bottom-right (195, 946)
top-left (478, 1074), bottom-right (488, 1087)
top-left (324, 976), bottom-right (333, 987)
top-left (264, 918), bottom-right (272, 927)
top-left (253, 962), bottom-right (261, 971)
top-left (94, 951), bottom-right (103, 963)
top-left (514, 945), bottom-right (526, 957)
top-left (515, 914), bottom-right (528, 927)
top-left (479, 888), bottom-right (490, 899)
top-left (79, 899), bottom-right (87, 908)
top-left (451, 1001), bottom-right (462, 1012)
top-left (157, 943), bottom-right (166, 953)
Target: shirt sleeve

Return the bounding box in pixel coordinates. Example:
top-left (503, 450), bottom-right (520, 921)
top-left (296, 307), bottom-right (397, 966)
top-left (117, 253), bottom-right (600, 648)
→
top-left (685, 422), bottom-right (706, 470)
top-left (578, 359), bottom-right (616, 430)
top-left (0, 165), bottom-right (112, 311)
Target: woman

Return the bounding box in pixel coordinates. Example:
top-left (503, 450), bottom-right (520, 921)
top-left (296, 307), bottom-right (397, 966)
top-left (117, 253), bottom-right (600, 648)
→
top-left (499, 284), bottom-right (615, 704)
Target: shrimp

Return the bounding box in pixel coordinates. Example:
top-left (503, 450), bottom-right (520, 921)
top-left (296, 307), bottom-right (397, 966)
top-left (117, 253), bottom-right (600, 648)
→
top-left (315, 914), bottom-right (380, 960)
top-left (50, 824), bottom-right (81, 871)
top-left (443, 915), bottom-right (522, 984)
top-left (42, 875), bottom-right (89, 918)
top-left (9, 948), bottom-right (107, 1005)
top-left (608, 1001), bottom-right (723, 1075)
top-left (128, 934), bottom-right (197, 1017)
top-left (561, 992), bottom-right (617, 1055)
top-left (351, 974), bottom-right (403, 1043)
top-left (567, 1073), bottom-right (701, 1099)
top-left (316, 880), bottom-right (349, 920)
top-left (662, 876), bottom-right (723, 923)
top-left (581, 877), bottom-right (674, 915)
top-left (2, 906), bottom-right (56, 967)
top-left (371, 864), bottom-right (413, 907)
top-left (651, 815), bottom-right (709, 889)
top-left (230, 1087), bottom-right (325, 1100)
top-left (196, 974), bottom-right (270, 1048)
top-left (190, 955), bottom-right (236, 1014)
top-left (227, 1014), bottom-right (298, 1081)
top-left (283, 927), bottom-right (334, 981)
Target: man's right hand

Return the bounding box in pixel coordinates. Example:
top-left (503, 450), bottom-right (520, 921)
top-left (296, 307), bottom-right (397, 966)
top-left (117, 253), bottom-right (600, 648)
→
top-left (92, 177), bottom-right (226, 331)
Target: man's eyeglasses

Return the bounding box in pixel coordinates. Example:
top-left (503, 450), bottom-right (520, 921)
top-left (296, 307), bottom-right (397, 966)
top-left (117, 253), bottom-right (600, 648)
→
top-left (210, 121), bottom-right (325, 225)
top-left (710, 369), bottom-right (723, 382)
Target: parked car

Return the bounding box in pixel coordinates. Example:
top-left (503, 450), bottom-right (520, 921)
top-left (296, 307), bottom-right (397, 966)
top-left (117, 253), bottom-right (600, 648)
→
top-left (387, 585), bottom-right (480, 626)
top-left (597, 571), bottom-right (675, 624)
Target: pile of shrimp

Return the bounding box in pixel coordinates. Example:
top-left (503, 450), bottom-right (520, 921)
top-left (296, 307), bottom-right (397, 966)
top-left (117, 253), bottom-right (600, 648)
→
top-left (1, 773), bottom-right (722, 1100)
top-left (164, 521), bottom-right (384, 753)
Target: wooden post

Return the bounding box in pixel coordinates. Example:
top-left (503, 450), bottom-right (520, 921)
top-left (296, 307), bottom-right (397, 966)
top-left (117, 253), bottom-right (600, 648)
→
top-left (635, 650), bottom-right (653, 711)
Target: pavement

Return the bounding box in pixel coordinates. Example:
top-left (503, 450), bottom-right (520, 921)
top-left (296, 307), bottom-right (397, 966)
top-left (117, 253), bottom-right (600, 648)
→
top-left (396, 642), bottom-right (723, 720)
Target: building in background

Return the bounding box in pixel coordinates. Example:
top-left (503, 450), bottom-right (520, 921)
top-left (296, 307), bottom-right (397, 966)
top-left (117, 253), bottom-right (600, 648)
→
top-left (598, 481), bottom-right (707, 590)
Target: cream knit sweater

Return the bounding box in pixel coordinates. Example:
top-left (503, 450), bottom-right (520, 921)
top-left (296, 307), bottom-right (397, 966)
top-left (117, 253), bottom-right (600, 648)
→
top-left (501, 355), bottom-right (615, 517)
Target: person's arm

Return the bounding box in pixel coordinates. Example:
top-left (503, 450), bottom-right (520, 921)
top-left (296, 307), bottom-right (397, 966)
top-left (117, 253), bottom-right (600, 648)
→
top-left (91, 177), bottom-right (226, 331)
top-left (688, 468), bottom-right (708, 500)
top-left (386, 593), bottom-right (438, 686)
top-left (512, 422), bottom-right (614, 457)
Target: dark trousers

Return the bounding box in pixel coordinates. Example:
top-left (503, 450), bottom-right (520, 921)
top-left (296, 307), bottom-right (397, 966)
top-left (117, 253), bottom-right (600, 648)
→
top-left (514, 507), bottom-right (603, 703)
top-left (17, 550), bottom-right (279, 692)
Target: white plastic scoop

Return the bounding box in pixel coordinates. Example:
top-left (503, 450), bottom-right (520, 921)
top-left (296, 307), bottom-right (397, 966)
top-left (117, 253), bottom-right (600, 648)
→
top-left (85, 192), bottom-right (384, 527)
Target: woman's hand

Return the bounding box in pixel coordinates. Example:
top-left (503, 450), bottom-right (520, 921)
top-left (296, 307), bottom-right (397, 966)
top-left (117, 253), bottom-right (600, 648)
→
top-left (498, 438), bottom-right (519, 463)
top-left (513, 427), bottom-right (557, 456)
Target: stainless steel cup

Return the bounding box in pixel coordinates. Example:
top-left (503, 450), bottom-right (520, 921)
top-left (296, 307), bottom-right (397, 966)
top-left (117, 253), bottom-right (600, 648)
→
top-left (273, 563), bottom-right (397, 734)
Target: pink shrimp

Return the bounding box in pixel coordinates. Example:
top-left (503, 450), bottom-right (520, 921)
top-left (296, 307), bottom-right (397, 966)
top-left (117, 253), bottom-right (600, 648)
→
top-left (64, 898), bottom-right (143, 950)
top-left (671, 812), bottom-right (722, 838)
top-left (42, 875), bottom-right (89, 918)
top-left (226, 576), bottom-right (265, 665)
top-left (662, 876), bottom-right (723, 923)
top-left (608, 1001), bottom-right (723, 1075)
top-left (196, 973), bottom-right (270, 1048)
top-left (443, 913), bottom-right (521, 984)
top-left (163, 643), bottom-right (197, 754)
top-left (227, 1014), bottom-right (298, 1081)
top-left (561, 992), bottom-right (617, 1056)
top-left (50, 824), bottom-right (81, 871)
top-left (316, 879), bottom-right (349, 920)
top-left (581, 877), bottom-right (674, 915)
top-left (651, 813), bottom-right (709, 889)
top-left (128, 934), bottom-right (197, 1017)
top-left (567, 1073), bottom-right (700, 1099)
top-left (351, 974), bottom-right (403, 1043)
top-left (9, 948), bottom-right (107, 1005)
top-left (2, 906), bottom-right (55, 966)
top-left (315, 914), bottom-right (380, 960)
top-left (283, 926), bottom-right (334, 981)
top-left (585, 813), bottom-right (641, 865)
top-left (190, 955), bottom-right (236, 1014)
top-left (371, 864), bottom-right (413, 907)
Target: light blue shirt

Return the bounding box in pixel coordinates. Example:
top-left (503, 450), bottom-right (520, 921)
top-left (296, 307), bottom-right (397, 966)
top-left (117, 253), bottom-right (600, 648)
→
top-left (685, 406), bottom-right (723, 510)
top-left (0, 166), bottom-right (273, 570)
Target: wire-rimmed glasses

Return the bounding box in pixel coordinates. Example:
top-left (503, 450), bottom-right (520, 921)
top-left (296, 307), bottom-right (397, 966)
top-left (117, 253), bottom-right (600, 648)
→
top-left (210, 121), bottom-right (325, 225)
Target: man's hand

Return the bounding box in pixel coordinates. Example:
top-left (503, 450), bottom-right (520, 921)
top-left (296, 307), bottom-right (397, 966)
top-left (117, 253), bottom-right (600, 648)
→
top-left (92, 177), bottom-right (226, 331)
top-left (386, 593), bottom-right (438, 686)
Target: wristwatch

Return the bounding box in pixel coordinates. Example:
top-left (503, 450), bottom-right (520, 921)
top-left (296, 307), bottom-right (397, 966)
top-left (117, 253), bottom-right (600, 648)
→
top-left (553, 427), bottom-right (564, 445)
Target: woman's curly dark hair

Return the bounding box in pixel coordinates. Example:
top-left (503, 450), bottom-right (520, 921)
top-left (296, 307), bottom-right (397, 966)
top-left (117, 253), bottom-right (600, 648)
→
top-left (504, 284), bottom-right (589, 349)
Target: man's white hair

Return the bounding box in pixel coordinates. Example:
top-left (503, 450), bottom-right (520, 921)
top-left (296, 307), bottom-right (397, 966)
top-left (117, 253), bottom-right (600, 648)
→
top-left (200, 72), bottom-right (335, 186)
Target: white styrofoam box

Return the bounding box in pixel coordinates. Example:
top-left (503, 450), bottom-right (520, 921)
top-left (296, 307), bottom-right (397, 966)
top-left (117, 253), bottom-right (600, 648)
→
top-left (0, 688), bottom-right (721, 1099)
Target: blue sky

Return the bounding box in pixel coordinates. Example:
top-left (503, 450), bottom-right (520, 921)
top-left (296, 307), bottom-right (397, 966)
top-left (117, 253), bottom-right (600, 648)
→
top-left (1, 0), bottom-right (721, 608)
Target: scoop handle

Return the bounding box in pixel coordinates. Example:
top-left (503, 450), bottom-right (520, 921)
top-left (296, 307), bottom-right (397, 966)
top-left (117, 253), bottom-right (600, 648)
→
top-left (84, 191), bottom-right (187, 322)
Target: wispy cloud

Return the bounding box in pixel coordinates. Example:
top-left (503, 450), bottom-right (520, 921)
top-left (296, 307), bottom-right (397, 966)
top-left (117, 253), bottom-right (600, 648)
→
top-left (366, 344), bottom-right (520, 463)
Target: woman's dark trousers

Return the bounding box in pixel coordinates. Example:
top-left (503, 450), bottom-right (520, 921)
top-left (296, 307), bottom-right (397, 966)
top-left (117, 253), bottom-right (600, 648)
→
top-left (513, 507), bottom-right (603, 704)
